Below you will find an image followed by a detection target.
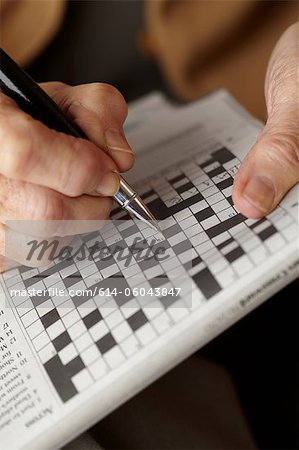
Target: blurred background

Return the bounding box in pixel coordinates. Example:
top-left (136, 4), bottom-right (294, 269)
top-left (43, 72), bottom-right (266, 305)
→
top-left (0, 1), bottom-right (297, 448)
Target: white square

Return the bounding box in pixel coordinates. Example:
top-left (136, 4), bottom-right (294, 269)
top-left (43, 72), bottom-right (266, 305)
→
top-left (101, 263), bottom-right (119, 279)
top-left (26, 319), bottom-right (44, 340)
top-left (68, 320), bottom-right (86, 341)
top-left (43, 273), bottom-right (62, 288)
top-left (190, 232), bottom-right (209, 247)
top-left (32, 331), bottom-right (50, 352)
top-left (47, 320), bottom-right (65, 340)
top-left (36, 299), bottom-right (54, 317)
top-left (161, 256), bottom-right (180, 272)
top-left (75, 332), bottom-right (93, 352)
top-left (89, 359), bottom-right (109, 380)
top-left (212, 231), bottom-right (231, 246)
top-left (57, 299), bottom-right (74, 318)
top-left (72, 368), bottom-right (93, 392)
top-left (222, 185), bottom-right (233, 197)
top-left (22, 308), bottom-right (39, 328)
top-left (239, 237), bottom-right (260, 253)
top-left (152, 311), bottom-right (172, 334)
top-left (121, 335), bottom-right (140, 357)
top-left (143, 305), bottom-right (164, 321)
top-left (104, 309), bottom-right (124, 329)
top-left (206, 192), bottom-right (225, 206)
top-left (144, 265), bottom-right (164, 280)
top-left (265, 234), bottom-right (285, 254)
top-left (168, 232), bottom-right (186, 247)
top-left (179, 215), bottom-right (198, 230)
top-left (78, 299), bottom-right (96, 318)
top-left (216, 267), bottom-right (236, 288)
top-left (184, 223), bottom-right (203, 239)
top-left (121, 300), bottom-right (140, 318)
top-left (195, 239), bottom-right (214, 256)
top-left (189, 200), bottom-right (209, 214)
top-left (167, 303), bottom-right (189, 323)
top-left (38, 342), bottom-right (56, 364)
top-left (60, 264), bottom-right (77, 279)
top-left (209, 257), bottom-right (228, 275)
top-left (17, 299), bottom-right (33, 316)
top-left (62, 308), bottom-right (80, 328)
top-left (111, 321), bottom-right (132, 342)
top-left (201, 185), bottom-right (218, 198)
top-left (249, 246), bottom-right (268, 264)
top-left (282, 223), bottom-right (298, 242)
top-left (59, 343), bottom-right (78, 365)
top-left (135, 323), bottom-right (157, 345)
top-left (220, 241), bottom-right (238, 256)
top-left (81, 345), bottom-right (100, 366)
top-left (104, 346), bottom-right (125, 369)
top-left (217, 208), bottom-right (237, 222)
top-left (201, 215), bottom-right (220, 231)
top-left (160, 217), bottom-right (176, 231)
top-left (212, 199), bottom-right (231, 214)
top-left (232, 255), bottom-right (253, 276)
top-left (173, 208), bottom-right (192, 222)
top-left (89, 320), bottom-right (109, 341)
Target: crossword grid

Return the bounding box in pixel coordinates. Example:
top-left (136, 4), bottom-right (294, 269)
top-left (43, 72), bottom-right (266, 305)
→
top-left (3, 147), bottom-right (298, 402)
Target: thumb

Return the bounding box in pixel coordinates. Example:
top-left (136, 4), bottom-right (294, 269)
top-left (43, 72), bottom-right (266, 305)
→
top-left (233, 23), bottom-right (299, 219)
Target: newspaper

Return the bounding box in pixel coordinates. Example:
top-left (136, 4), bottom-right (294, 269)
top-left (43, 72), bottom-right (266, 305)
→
top-left (0, 90), bottom-right (298, 450)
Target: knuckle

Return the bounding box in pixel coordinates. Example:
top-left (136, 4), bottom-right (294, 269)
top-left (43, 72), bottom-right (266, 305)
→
top-left (78, 148), bottom-right (100, 192)
top-left (30, 192), bottom-right (66, 221)
top-left (92, 83), bottom-right (128, 119)
top-left (60, 138), bottom-right (99, 196)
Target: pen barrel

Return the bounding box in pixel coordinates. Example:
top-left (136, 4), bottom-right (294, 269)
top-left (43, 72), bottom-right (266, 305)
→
top-left (0, 48), bottom-right (86, 139)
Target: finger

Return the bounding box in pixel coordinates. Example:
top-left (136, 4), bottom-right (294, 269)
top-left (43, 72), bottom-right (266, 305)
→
top-left (0, 92), bottom-right (120, 197)
top-left (0, 255), bottom-right (20, 273)
top-left (0, 223), bottom-right (74, 268)
top-left (0, 251), bottom-right (34, 274)
top-left (233, 23), bottom-right (299, 218)
top-left (41, 82), bottom-right (135, 172)
top-left (0, 176), bottom-right (113, 237)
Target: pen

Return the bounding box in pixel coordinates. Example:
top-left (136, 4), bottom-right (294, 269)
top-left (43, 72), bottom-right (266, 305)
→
top-left (0, 48), bottom-right (160, 232)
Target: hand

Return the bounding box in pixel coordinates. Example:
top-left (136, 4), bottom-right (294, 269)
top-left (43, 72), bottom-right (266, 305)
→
top-left (233, 23), bottom-right (299, 218)
top-left (0, 82), bottom-right (134, 270)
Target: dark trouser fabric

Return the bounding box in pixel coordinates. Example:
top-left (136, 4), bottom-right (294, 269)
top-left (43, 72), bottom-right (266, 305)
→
top-left (80, 356), bottom-right (256, 450)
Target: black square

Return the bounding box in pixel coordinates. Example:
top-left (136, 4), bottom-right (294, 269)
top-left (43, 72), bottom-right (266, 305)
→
top-left (40, 308), bottom-right (60, 328)
top-left (96, 333), bottom-right (116, 354)
top-left (127, 310), bottom-right (148, 331)
top-left (83, 309), bottom-right (102, 329)
top-left (53, 330), bottom-right (71, 352)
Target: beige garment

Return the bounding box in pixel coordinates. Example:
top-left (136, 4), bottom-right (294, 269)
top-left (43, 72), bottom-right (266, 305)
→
top-left (0, 0), bottom-right (66, 66)
top-left (141, 0), bottom-right (298, 119)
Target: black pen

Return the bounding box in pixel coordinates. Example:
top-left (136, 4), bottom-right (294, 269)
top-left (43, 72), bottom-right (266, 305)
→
top-left (0, 48), bottom-right (160, 231)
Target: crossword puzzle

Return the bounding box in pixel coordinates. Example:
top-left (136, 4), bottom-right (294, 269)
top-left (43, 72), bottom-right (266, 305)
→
top-left (3, 147), bottom-right (298, 402)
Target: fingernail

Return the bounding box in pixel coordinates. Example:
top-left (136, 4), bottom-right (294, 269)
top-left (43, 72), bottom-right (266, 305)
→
top-left (95, 171), bottom-right (120, 196)
top-left (242, 175), bottom-right (276, 214)
top-left (105, 127), bottom-right (133, 154)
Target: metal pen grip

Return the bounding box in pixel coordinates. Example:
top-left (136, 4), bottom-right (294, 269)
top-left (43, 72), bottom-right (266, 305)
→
top-left (114, 177), bottom-right (137, 208)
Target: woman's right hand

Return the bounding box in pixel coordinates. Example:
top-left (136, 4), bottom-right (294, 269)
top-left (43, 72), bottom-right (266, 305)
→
top-left (0, 82), bottom-right (134, 271)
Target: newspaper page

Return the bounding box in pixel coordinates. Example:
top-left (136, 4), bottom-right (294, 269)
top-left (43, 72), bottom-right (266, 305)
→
top-left (0, 90), bottom-right (298, 450)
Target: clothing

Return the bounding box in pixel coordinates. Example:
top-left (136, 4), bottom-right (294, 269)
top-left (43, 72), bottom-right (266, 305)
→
top-left (141, 0), bottom-right (297, 118)
top-left (0, 0), bottom-right (66, 66)
top-left (65, 357), bottom-right (256, 450)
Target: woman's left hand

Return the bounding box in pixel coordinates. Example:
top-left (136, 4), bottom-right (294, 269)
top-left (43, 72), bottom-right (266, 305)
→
top-left (233, 22), bottom-right (299, 218)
